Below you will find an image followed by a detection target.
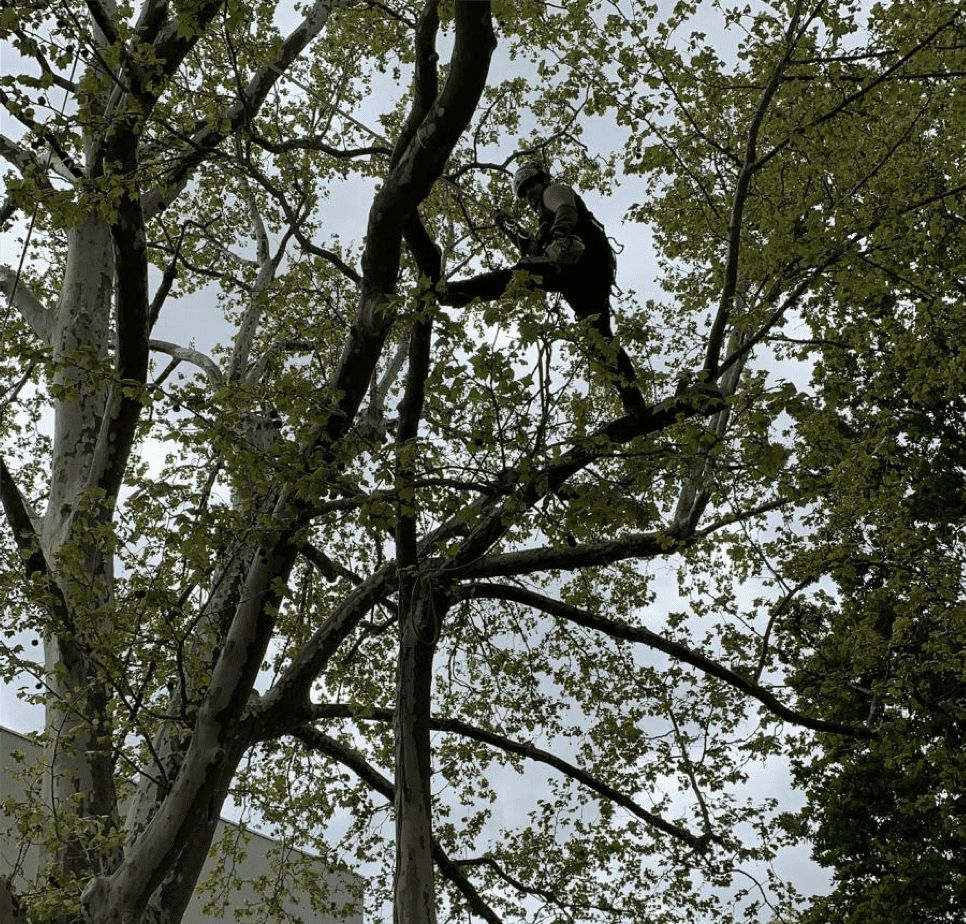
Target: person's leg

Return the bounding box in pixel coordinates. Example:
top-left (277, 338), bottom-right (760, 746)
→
top-left (440, 268), bottom-right (515, 306)
top-left (563, 277), bottom-right (647, 416)
top-left (441, 259), bottom-right (560, 307)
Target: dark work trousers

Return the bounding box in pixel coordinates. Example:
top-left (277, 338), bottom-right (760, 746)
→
top-left (444, 259), bottom-right (646, 415)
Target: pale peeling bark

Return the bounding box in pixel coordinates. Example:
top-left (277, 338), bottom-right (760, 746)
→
top-left (88, 506), bottom-right (299, 921)
top-left (674, 327), bottom-right (748, 535)
top-left (36, 213), bottom-right (122, 893)
top-left (43, 216), bottom-right (114, 547)
top-left (394, 310), bottom-right (439, 923)
top-left (121, 221), bottom-right (284, 909)
top-left (16, 0), bottom-right (497, 918)
top-left (61, 5), bottom-right (339, 911)
top-left (0, 266), bottom-right (52, 343)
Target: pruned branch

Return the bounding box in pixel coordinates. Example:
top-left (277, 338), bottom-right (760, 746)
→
top-left (302, 542), bottom-right (363, 585)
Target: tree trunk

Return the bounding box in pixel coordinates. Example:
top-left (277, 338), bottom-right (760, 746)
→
top-left (39, 215), bottom-right (122, 888)
top-left (394, 584), bottom-right (442, 924)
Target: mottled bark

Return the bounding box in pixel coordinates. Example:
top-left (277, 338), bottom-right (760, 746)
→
top-left (394, 589), bottom-right (443, 924)
top-left (39, 213), bottom-right (122, 892)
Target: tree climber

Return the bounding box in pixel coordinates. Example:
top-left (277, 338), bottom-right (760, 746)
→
top-left (440, 161), bottom-right (647, 416)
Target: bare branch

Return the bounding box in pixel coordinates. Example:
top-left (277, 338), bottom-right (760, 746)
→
top-left (674, 326), bottom-right (749, 536)
top-left (0, 94), bottom-right (84, 180)
top-left (226, 222), bottom-right (294, 383)
top-left (0, 133), bottom-right (42, 175)
top-left (236, 139), bottom-right (271, 266)
top-left (256, 559), bottom-right (398, 723)
top-left (252, 134), bottom-right (391, 159)
top-left (452, 497), bottom-right (785, 580)
top-left (11, 29), bottom-right (78, 93)
top-left (367, 335), bottom-right (409, 421)
top-left (0, 455), bottom-right (44, 564)
top-left (453, 857), bottom-right (568, 915)
top-left (0, 361), bottom-right (37, 416)
top-left (291, 226), bottom-right (361, 282)
top-left (753, 577), bottom-right (816, 684)
top-left (244, 338), bottom-right (315, 385)
top-left (148, 228), bottom-right (185, 329)
top-left (302, 542), bottom-right (363, 585)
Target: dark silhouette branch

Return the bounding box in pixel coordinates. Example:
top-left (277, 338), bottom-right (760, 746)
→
top-left (704, 0), bottom-right (808, 378)
top-left (453, 498), bottom-right (786, 579)
top-left (291, 725), bottom-right (504, 924)
top-left (252, 134), bottom-right (391, 159)
top-left (303, 703), bottom-right (711, 851)
top-left (460, 583), bottom-right (874, 739)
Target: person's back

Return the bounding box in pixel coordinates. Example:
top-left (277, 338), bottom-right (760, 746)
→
top-left (530, 182), bottom-right (616, 329)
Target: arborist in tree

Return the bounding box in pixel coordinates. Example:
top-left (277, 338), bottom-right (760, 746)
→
top-left (440, 161), bottom-right (647, 415)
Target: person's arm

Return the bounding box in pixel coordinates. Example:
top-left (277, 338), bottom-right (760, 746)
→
top-left (541, 184), bottom-right (585, 266)
top-left (493, 210), bottom-right (542, 256)
top-left (541, 183), bottom-right (579, 239)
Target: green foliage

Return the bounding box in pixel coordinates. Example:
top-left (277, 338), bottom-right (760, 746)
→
top-left (0, 0), bottom-right (963, 922)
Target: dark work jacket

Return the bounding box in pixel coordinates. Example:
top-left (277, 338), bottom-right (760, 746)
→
top-left (533, 185), bottom-right (616, 321)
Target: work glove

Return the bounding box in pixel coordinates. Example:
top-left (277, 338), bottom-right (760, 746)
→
top-left (546, 234), bottom-right (585, 267)
top-left (492, 208), bottom-right (515, 229)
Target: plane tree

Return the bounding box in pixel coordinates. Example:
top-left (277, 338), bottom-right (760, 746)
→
top-left (0, 1), bottom-right (962, 922)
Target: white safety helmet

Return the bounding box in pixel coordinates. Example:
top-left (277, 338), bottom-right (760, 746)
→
top-left (511, 161), bottom-right (549, 198)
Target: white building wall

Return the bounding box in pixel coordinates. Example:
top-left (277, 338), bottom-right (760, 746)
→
top-left (0, 727), bottom-right (362, 923)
